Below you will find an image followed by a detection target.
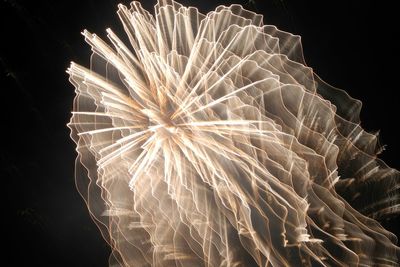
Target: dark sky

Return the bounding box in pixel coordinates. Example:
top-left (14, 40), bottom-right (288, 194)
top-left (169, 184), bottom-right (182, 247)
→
top-left (1, 0), bottom-right (399, 266)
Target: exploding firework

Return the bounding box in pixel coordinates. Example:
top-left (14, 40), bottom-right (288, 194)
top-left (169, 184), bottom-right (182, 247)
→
top-left (68, 0), bottom-right (400, 266)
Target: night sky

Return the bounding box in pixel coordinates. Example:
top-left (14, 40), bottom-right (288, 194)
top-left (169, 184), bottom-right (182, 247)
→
top-left (1, 0), bottom-right (399, 266)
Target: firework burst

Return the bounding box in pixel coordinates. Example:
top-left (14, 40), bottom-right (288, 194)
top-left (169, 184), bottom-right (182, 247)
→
top-left (68, 0), bottom-right (399, 266)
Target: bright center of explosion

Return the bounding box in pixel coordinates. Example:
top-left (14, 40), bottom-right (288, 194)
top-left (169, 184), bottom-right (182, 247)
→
top-left (142, 109), bottom-right (178, 134)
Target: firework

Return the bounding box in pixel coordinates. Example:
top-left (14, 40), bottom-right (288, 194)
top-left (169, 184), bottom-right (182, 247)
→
top-left (68, 0), bottom-right (399, 265)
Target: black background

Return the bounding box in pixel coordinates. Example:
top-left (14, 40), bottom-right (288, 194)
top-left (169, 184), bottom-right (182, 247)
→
top-left (1, 0), bottom-right (399, 266)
